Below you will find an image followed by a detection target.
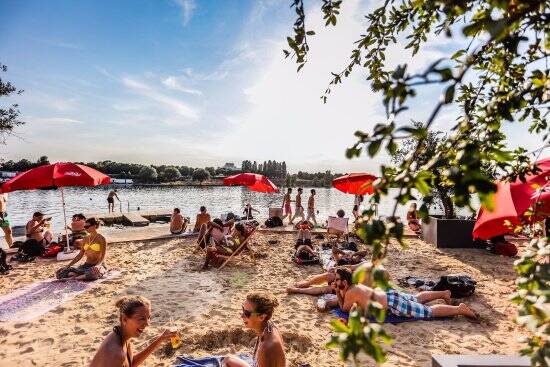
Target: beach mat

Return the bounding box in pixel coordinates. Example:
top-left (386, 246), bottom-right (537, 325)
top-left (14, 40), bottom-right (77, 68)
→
top-left (175, 354), bottom-right (253, 367)
top-left (330, 307), bottom-right (450, 323)
top-left (0, 269), bottom-right (121, 322)
top-left (318, 248), bottom-right (335, 270)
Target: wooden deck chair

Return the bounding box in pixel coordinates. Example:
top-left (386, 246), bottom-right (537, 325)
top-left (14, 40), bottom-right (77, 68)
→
top-left (327, 216), bottom-right (349, 242)
top-left (217, 227), bottom-right (258, 270)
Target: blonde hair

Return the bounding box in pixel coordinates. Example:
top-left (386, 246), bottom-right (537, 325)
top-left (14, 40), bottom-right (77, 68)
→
top-left (115, 296), bottom-right (151, 318)
top-left (246, 292), bottom-right (279, 320)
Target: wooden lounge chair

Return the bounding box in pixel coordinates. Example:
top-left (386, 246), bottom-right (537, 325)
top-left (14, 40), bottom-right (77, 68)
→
top-left (327, 216), bottom-right (349, 242)
top-left (217, 227), bottom-right (258, 270)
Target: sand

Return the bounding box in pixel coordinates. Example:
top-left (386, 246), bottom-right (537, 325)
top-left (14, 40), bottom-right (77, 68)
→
top-left (0, 231), bottom-right (527, 366)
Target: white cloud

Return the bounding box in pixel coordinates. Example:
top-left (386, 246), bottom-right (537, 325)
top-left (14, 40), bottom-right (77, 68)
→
top-left (173, 0), bottom-right (196, 26)
top-left (29, 117), bottom-right (85, 124)
top-left (182, 67), bottom-right (228, 81)
top-left (162, 76), bottom-right (203, 96)
top-left (121, 76), bottom-right (199, 120)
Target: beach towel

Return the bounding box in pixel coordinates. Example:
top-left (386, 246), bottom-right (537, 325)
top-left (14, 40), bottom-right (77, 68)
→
top-left (330, 307), bottom-right (449, 323)
top-left (318, 248), bottom-right (335, 270)
top-left (0, 269), bottom-right (121, 322)
top-left (175, 354), bottom-right (253, 367)
top-left (291, 254), bottom-right (319, 265)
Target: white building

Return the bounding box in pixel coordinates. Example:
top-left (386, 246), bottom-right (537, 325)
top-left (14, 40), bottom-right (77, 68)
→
top-left (221, 163), bottom-right (240, 172)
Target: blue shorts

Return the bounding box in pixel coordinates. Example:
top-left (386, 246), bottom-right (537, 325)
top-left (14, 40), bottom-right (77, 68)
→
top-left (386, 289), bottom-right (432, 318)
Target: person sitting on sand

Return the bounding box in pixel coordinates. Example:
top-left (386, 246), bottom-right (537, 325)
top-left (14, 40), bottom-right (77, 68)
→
top-left (26, 211), bottom-right (53, 246)
top-left (294, 220), bottom-right (316, 261)
top-left (223, 292), bottom-right (286, 367)
top-left (334, 268), bottom-right (477, 318)
top-left (89, 295), bottom-right (179, 367)
top-left (407, 203), bottom-right (421, 234)
top-left (193, 206), bottom-right (211, 232)
top-left (203, 222), bottom-right (251, 269)
top-left (66, 213), bottom-right (87, 249)
top-left (170, 208), bottom-right (188, 235)
top-left (56, 218), bottom-right (107, 281)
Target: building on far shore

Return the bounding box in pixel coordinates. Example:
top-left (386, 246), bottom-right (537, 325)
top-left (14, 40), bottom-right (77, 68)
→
top-left (220, 162), bottom-right (240, 172)
top-left (112, 178), bottom-right (134, 185)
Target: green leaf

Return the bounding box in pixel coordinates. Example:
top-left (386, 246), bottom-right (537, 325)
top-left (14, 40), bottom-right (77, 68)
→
top-left (443, 85), bottom-right (455, 103)
top-left (368, 140), bottom-right (382, 157)
top-left (306, 30), bottom-right (315, 36)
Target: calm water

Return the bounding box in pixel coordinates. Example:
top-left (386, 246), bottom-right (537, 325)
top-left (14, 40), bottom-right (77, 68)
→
top-left (5, 186), bottom-right (425, 233)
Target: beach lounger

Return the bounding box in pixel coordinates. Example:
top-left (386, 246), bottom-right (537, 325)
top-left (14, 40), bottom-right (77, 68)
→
top-left (217, 227), bottom-right (258, 270)
top-left (327, 216), bottom-right (349, 241)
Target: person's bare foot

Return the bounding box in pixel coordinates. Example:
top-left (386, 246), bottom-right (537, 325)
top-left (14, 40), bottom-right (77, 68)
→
top-left (443, 290), bottom-right (452, 304)
top-left (286, 287), bottom-right (300, 294)
top-left (458, 303), bottom-right (477, 319)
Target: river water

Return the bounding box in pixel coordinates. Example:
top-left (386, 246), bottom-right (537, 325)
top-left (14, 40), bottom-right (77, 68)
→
top-left (4, 186), bottom-right (427, 232)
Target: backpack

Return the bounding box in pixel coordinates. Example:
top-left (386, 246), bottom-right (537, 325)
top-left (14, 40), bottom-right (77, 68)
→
top-left (433, 274), bottom-right (476, 298)
top-left (492, 242), bottom-right (518, 257)
top-left (42, 244), bottom-right (62, 258)
top-left (264, 216), bottom-right (283, 228)
top-left (19, 239), bottom-right (46, 257)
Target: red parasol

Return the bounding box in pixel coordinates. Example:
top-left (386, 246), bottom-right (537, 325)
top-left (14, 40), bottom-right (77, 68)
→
top-left (332, 173), bottom-right (377, 195)
top-left (473, 157), bottom-right (550, 240)
top-left (223, 173), bottom-right (279, 193)
top-left (1, 162), bottom-right (111, 192)
top-left (1, 163), bottom-right (111, 253)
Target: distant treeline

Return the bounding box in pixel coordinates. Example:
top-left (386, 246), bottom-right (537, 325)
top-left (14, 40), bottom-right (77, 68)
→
top-left (0, 156), bottom-right (344, 187)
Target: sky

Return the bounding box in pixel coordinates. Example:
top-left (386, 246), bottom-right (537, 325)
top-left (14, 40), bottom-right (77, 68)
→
top-left (0, 0), bottom-right (544, 174)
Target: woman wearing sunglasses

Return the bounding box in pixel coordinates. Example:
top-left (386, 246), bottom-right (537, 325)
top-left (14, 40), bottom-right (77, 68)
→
top-left (55, 217), bottom-right (107, 281)
top-left (224, 292), bottom-right (286, 367)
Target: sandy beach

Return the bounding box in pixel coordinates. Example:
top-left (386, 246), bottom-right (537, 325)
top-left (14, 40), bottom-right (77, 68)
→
top-left (0, 229), bottom-right (527, 367)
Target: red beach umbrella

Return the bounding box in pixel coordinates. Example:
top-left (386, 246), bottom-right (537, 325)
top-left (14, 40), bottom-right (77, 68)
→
top-left (1, 162), bottom-right (111, 253)
top-left (473, 157), bottom-right (550, 240)
top-left (223, 173), bottom-right (279, 193)
top-left (332, 173), bottom-right (377, 195)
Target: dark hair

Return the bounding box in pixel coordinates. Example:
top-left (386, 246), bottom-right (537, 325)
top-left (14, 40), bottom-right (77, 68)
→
top-left (85, 217), bottom-right (100, 227)
top-left (311, 189), bottom-right (316, 194)
top-left (213, 218), bottom-right (223, 226)
top-left (33, 211), bottom-right (44, 218)
top-left (287, 188), bottom-right (292, 193)
top-left (235, 223), bottom-right (246, 236)
top-left (115, 295), bottom-right (150, 319)
top-left (336, 268), bottom-right (353, 285)
top-left (73, 213), bottom-right (86, 220)
top-left (298, 187), bottom-right (303, 192)
top-left (337, 209), bottom-right (345, 218)
top-left (174, 208), bottom-right (180, 213)
top-left (246, 292), bottom-right (279, 320)
top-left (200, 206), bottom-right (206, 212)
top-left (352, 205), bottom-right (358, 212)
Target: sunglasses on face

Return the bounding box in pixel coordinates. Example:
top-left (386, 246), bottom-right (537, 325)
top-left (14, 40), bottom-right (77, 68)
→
top-left (241, 306), bottom-right (259, 318)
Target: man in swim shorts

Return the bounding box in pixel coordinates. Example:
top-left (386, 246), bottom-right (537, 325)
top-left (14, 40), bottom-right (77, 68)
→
top-left (280, 188), bottom-right (293, 224)
top-left (306, 189), bottom-right (317, 226)
top-left (290, 188), bottom-right (305, 224)
top-left (0, 194), bottom-right (13, 247)
top-left (107, 189), bottom-right (120, 213)
top-left (334, 268), bottom-right (477, 319)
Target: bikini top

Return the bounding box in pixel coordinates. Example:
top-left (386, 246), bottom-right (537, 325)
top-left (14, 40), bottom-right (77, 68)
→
top-left (83, 243), bottom-right (102, 252)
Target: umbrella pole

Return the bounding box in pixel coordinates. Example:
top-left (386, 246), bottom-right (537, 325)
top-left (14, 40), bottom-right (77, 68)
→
top-left (61, 187), bottom-right (71, 252)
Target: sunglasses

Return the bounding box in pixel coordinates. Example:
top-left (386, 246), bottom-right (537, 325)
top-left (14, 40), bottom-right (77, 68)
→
top-left (241, 306), bottom-right (260, 318)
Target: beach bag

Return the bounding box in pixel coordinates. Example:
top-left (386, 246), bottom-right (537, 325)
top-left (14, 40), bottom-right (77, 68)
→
top-left (19, 239), bottom-right (46, 257)
top-left (264, 216), bottom-right (283, 228)
top-left (493, 242), bottom-right (518, 257)
top-left (42, 244), bottom-right (62, 258)
top-left (433, 274), bottom-right (476, 298)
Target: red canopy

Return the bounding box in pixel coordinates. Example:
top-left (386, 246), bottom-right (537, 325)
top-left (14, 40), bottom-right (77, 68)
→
top-left (473, 157), bottom-right (550, 240)
top-left (223, 173), bottom-right (279, 193)
top-left (332, 173), bottom-right (377, 195)
top-left (1, 162), bottom-right (111, 193)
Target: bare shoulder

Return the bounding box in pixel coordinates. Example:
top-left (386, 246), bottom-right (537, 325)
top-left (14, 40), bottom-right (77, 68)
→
top-left (257, 334), bottom-right (285, 367)
top-left (90, 333), bottom-right (125, 366)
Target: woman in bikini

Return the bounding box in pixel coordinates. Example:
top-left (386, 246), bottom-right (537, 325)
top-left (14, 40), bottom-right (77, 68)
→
top-left (223, 293), bottom-right (285, 367)
top-left (89, 296), bottom-right (178, 367)
top-left (55, 217), bottom-right (107, 281)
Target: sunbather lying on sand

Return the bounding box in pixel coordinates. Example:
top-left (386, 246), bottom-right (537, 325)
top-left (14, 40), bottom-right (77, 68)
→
top-left (202, 223), bottom-right (251, 269)
top-left (335, 268), bottom-right (477, 318)
top-left (223, 292), bottom-right (285, 367)
top-left (286, 264), bottom-right (365, 296)
top-left (89, 296), bottom-right (178, 367)
top-left (293, 220), bottom-right (317, 261)
top-left (55, 218), bottom-right (107, 281)
top-left (332, 247), bottom-right (369, 266)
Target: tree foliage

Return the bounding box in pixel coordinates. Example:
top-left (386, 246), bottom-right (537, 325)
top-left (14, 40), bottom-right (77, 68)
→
top-left (192, 168), bottom-right (210, 182)
top-left (0, 63), bottom-right (25, 143)
top-left (286, 0), bottom-right (550, 365)
top-left (138, 166), bottom-right (158, 183)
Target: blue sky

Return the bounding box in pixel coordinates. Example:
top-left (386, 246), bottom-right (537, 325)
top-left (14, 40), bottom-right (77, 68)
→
top-left (0, 0), bottom-right (544, 173)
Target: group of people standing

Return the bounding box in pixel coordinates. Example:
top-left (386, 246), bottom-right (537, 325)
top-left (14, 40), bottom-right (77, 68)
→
top-left (281, 187), bottom-right (319, 226)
